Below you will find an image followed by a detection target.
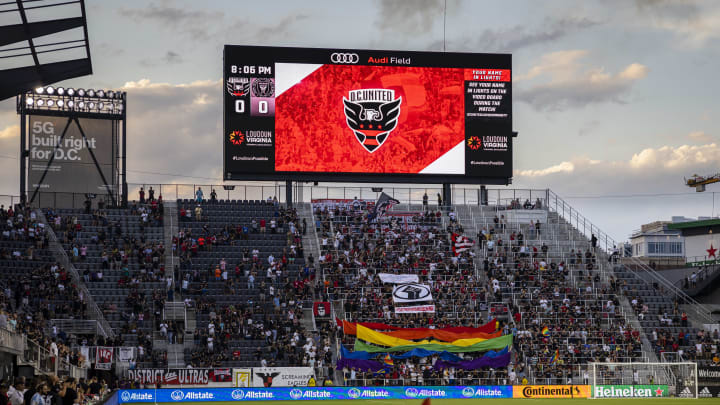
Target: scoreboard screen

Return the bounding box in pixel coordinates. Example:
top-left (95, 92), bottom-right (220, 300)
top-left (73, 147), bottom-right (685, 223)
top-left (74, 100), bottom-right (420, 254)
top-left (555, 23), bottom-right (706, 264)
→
top-left (223, 45), bottom-right (512, 184)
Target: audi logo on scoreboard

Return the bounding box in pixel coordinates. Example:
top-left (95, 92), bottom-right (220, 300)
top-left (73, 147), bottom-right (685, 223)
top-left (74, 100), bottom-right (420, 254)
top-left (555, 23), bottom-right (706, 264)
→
top-left (330, 53), bottom-right (359, 64)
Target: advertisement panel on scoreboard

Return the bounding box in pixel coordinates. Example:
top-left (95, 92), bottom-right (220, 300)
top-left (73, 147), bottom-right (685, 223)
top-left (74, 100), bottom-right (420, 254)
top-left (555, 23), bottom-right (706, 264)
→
top-left (223, 45), bottom-right (512, 184)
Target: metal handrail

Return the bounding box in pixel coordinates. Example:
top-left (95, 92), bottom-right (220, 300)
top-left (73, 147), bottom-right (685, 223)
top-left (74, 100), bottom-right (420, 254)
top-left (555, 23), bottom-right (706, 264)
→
top-left (544, 192), bottom-right (714, 324)
top-left (37, 209), bottom-right (115, 338)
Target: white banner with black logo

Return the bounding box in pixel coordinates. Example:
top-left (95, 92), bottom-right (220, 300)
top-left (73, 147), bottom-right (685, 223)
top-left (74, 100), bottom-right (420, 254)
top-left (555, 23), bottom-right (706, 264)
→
top-left (118, 347), bottom-right (134, 362)
top-left (252, 367), bottom-right (315, 387)
top-left (392, 283), bottom-right (433, 303)
top-left (378, 273), bottom-right (419, 284)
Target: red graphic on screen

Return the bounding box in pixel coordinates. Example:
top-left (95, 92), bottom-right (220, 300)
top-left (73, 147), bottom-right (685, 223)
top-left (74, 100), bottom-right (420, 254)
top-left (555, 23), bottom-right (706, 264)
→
top-left (275, 65), bottom-right (465, 174)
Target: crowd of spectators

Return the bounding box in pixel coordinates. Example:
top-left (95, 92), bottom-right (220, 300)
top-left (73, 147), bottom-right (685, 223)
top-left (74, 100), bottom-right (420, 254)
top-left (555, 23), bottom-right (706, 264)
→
top-left (176, 199), bottom-right (329, 371)
top-left (0, 204), bottom-right (87, 369)
top-left (1, 375), bottom-right (109, 405)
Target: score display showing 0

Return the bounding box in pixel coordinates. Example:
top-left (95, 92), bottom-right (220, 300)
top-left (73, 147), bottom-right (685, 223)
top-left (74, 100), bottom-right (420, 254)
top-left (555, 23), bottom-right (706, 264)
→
top-left (234, 100), bottom-right (270, 114)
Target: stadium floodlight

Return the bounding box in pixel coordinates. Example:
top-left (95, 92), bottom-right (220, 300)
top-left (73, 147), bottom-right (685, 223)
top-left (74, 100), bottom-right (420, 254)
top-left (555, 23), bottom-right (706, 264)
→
top-left (21, 86), bottom-right (125, 117)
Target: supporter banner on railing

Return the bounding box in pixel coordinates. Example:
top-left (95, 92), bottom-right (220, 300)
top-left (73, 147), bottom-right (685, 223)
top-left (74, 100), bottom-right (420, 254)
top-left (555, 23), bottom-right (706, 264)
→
top-left (252, 367), bottom-right (315, 387)
top-left (395, 304), bottom-right (435, 314)
top-left (95, 347), bottom-right (113, 370)
top-left (118, 347), bottom-right (134, 362)
top-left (339, 318), bottom-right (498, 336)
top-left (513, 385), bottom-right (591, 399)
top-left (699, 367), bottom-right (720, 386)
top-left (392, 283), bottom-right (433, 303)
top-left (116, 386), bottom-right (513, 402)
top-left (232, 369), bottom-right (251, 387)
top-left (379, 273), bottom-right (419, 284)
top-left (126, 369), bottom-right (232, 385)
top-left (313, 302), bottom-right (331, 317)
top-left (592, 385), bottom-right (668, 398)
top-left (310, 199), bottom-right (374, 211)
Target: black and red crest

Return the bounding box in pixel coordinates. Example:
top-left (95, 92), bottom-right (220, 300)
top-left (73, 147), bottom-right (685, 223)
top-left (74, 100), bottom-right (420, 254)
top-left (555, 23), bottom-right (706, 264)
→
top-left (343, 89), bottom-right (401, 153)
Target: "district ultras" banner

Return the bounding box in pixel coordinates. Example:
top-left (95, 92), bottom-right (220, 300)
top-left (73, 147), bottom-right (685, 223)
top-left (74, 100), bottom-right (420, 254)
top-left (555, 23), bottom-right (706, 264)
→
top-left (127, 369), bottom-right (232, 385)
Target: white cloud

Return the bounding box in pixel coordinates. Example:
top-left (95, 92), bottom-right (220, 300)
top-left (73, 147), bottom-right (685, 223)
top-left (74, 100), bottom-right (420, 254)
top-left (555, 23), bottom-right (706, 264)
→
top-left (517, 142), bottom-right (719, 178)
top-left (515, 161), bottom-right (575, 177)
top-left (629, 143), bottom-right (719, 169)
top-left (515, 50), bottom-right (649, 111)
top-left (0, 125), bottom-right (19, 139)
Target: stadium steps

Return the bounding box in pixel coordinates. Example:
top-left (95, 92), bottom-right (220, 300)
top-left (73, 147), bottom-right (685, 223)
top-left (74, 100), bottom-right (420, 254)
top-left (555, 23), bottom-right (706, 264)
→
top-left (163, 199), bottom-right (178, 290)
top-left (36, 209), bottom-right (115, 339)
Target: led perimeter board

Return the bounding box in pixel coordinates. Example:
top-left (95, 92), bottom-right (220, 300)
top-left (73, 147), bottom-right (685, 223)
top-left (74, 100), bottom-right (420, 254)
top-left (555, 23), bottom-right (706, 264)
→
top-left (223, 45), bottom-right (512, 184)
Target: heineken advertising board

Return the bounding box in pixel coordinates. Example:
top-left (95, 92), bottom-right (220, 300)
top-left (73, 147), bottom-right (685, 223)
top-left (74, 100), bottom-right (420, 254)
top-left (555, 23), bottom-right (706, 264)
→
top-left (593, 385), bottom-right (668, 398)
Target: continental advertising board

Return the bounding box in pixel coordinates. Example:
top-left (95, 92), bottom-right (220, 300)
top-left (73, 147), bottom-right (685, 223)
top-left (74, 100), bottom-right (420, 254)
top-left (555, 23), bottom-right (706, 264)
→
top-left (512, 385), bottom-right (591, 398)
top-left (117, 386), bottom-right (513, 402)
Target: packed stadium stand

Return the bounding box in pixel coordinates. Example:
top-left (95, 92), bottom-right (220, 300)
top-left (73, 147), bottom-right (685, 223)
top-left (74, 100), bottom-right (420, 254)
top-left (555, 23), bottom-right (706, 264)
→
top-left (1, 189), bottom-right (718, 393)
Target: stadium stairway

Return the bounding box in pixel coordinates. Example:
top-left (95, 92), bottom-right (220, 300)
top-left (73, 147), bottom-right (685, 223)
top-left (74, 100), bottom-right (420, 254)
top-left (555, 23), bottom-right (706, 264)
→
top-left (163, 199), bottom-right (179, 289)
top-left (36, 209), bottom-right (115, 339)
top-left (45, 206), bottom-right (167, 356)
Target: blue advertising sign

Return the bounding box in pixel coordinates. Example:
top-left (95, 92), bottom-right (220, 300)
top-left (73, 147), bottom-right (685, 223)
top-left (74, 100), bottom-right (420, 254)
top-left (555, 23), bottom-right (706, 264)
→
top-left (118, 386), bottom-right (512, 402)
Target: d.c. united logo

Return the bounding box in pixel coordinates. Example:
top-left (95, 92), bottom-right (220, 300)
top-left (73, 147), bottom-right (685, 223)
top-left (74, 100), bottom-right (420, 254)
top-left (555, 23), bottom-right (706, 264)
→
top-left (343, 89), bottom-right (401, 153)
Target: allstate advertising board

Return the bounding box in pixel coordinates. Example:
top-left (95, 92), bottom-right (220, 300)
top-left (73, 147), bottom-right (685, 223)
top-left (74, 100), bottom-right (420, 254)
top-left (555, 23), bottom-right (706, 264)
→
top-left (118, 386), bottom-right (512, 402)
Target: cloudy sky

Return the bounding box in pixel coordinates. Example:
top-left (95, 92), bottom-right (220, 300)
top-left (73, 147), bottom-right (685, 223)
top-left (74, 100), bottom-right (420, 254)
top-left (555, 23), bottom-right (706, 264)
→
top-left (0, 0), bottom-right (718, 241)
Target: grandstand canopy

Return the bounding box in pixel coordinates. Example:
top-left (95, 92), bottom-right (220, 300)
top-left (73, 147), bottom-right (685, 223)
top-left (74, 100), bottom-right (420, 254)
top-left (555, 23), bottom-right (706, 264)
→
top-left (0, 0), bottom-right (92, 101)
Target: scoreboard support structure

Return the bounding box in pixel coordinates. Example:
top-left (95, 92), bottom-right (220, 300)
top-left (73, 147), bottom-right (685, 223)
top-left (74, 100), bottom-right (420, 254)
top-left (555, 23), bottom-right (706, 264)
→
top-left (442, 183), bottom-right (452, 208)
top-left (286, 181), bottom-right (292, 208)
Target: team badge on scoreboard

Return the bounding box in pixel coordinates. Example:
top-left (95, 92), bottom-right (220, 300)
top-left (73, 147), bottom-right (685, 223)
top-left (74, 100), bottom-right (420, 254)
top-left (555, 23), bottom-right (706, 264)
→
top-left (343, 88), bottom-right (402, 153)
top-left (226, 77), bottom-right (250, 97)
top-left (250, 78), bottom-right (275, 117)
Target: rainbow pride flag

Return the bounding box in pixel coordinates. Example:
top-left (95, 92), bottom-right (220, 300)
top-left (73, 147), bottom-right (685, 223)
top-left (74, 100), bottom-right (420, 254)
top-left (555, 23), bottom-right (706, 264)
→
top-left (549, 349), bottom-right (559, 365)
top-left (541, 326), bottom-right (550, 337)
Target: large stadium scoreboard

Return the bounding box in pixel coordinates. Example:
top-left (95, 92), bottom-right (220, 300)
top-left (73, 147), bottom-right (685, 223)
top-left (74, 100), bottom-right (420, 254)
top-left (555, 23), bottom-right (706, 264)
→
top-left (223, 45), bottom-right (512, 184)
